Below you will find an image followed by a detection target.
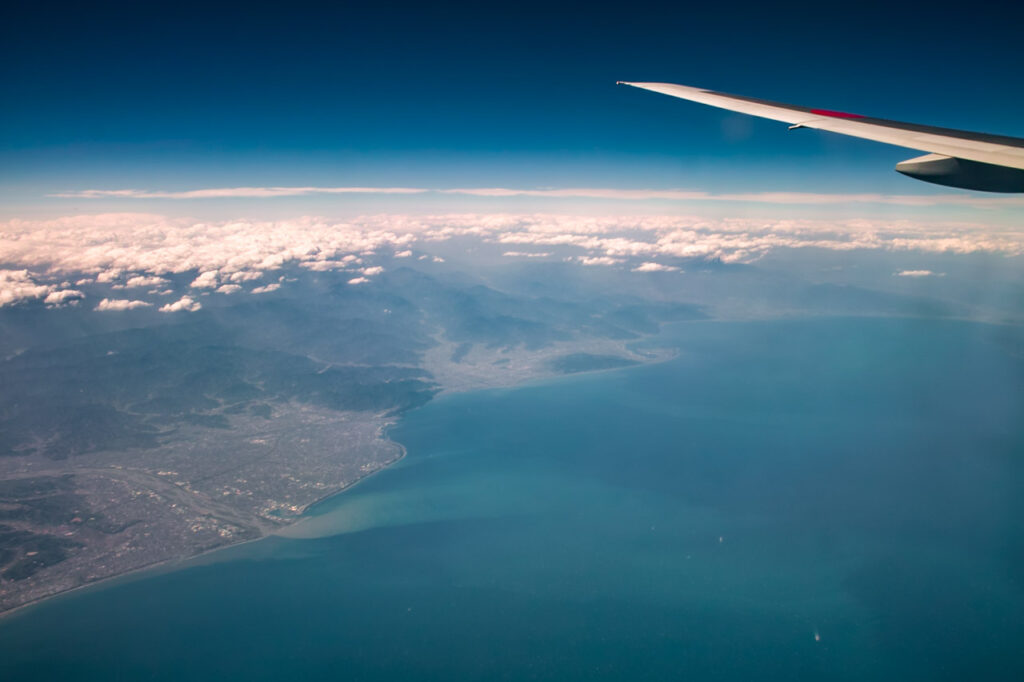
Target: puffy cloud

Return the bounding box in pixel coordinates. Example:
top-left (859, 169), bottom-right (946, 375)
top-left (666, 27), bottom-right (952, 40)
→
top-left (190, 271), bottom-right (220, 289)
top-left (347, 277), bottom-right (369, 285)
top-left (216, 283), bottom-right (243, 294)
top-left (227, 271), bottom-right (263, 283)
top-left (632, 262), bottom-right (679, 272)
top-left (0, 272), bottom-right (83, 308)
top-left (578, 256), bottom-right (621, 266)
top-left (1, 212), bottom-right (1021, 313)
top-left (251, 282), bottom-right (281, 294)
top-left (95, 298), bottom-right (152, 311)
top-left (6, 214), bottom-right (1023, 277)
top-left (0, 214), bottom-right (416, 286)
top-left (394, 250), bottom-right (413, 258)
top-left (123, 274), bottom-right (170, 288)
top-left (159, 296), bottom-right (202, 313)
top-left (0, 270), bottom-right (55, 307)
top-left (43, 289), bottom-right (85, 306)
top-left (470, 214), bottom-right (1024, 263)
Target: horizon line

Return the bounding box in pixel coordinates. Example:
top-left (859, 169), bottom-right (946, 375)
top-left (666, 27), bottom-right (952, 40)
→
top-left (48, 186), bottom-right (1024, 209)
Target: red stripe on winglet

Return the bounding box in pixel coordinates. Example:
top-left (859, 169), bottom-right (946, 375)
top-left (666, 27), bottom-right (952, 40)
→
top-left (810, 108), bottom-right (865, 119)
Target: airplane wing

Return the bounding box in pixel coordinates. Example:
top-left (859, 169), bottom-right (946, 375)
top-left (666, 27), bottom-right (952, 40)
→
top-left (618, 81), bottom-right (1024, 193)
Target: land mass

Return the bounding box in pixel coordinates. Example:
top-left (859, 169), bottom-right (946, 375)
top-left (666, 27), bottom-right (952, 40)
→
top-left (0, 265), bottom-right (697, 615)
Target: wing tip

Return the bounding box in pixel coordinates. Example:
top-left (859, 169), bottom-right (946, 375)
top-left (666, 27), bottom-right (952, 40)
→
top-left (617, 81), bottom-right (705, 92)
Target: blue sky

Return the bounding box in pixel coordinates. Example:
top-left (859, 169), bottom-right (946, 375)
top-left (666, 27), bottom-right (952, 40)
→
top-left (3, 1), bottom-right (1024, 215)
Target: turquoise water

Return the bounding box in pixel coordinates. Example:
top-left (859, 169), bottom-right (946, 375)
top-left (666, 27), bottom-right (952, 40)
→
top-left (2, 318), bottom-right (1024, 681)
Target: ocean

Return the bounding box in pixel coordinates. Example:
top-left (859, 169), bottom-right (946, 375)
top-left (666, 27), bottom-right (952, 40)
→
top-left (2, 318), bottom-right (1023, 681)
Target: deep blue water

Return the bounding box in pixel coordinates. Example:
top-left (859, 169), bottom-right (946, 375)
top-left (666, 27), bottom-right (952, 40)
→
top-left (2, 318), bottom-right (1023, 681)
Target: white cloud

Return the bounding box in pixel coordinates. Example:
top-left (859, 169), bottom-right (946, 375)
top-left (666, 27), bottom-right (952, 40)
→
top-left (190, 271), bottom-right (220, 289)
top-left (52, 187), bottom-right (429, 199)
top-left (347, 277), bottom-right (369, 285)
top-left (123, 274), bottom-right (170, 288)
top-left (442, 187), bottom-right (710, 201)
top-left (0, 270), bottom-right (55, 307)
top-left (632, 262), bottom-right (679, 272)
top-left (1, 212), bottom-right (1021, 311)
top-left (251, 282), bottom-right (281, 294)
top-left (301, 260), bottom-right (348, 271)
top-left (95, 298), bottom-right (152, 311)
top-left (216, 283), bottom-right (242, 294)
top-left (159, 295), bottom-right (202, 313)
top-left (503, 251), bottom-right (551, 258)
top-left (43, 289), bottom-right (85, 307)
top-left (394, 250), bottom-right (413, 258)
top-left (895, 269), bottom-right (944, 277)
top-left (0, 271), bottom-right (83, 309)
top-left (578, 256), bottom-right (621, 266)
top-left (0, 213), bottom-right (414, 288)
top-left (361, 266), bottom-right (384, 276)
top-left (51, 185), bottom-right (1024, 209)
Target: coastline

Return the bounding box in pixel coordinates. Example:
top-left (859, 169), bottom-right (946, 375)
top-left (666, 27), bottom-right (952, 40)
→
top-left (0, 335), bottom-right (680, 622)
top-left (0, 431), bottom-right (408, 623)
top-left (292, 424), bottom-right (408, 519)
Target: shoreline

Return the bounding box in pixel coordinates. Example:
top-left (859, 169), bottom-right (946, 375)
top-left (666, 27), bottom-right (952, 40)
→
top-left (0, 336), bottom-right (680, 622)
top-left (0, 432), bottom-right (409, 624)
top-left (291, 424), bottom-right (408, 520)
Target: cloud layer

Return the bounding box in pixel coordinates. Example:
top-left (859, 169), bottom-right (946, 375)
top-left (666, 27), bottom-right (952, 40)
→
top-left (2, 212), bottom-right (1021, 309)
top-left (50, 186), bottom-right (1024, 209)
top-left (52, 187), bottom-right (428, 199)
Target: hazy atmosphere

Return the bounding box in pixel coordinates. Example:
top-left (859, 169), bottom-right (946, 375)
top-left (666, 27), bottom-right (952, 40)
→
top-left (2, 2), bottom-right (1022, 680)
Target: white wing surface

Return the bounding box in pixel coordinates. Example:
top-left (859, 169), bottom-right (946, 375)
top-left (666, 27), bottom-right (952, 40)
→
top-left (619, 82), bottom-right (1024, 177)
